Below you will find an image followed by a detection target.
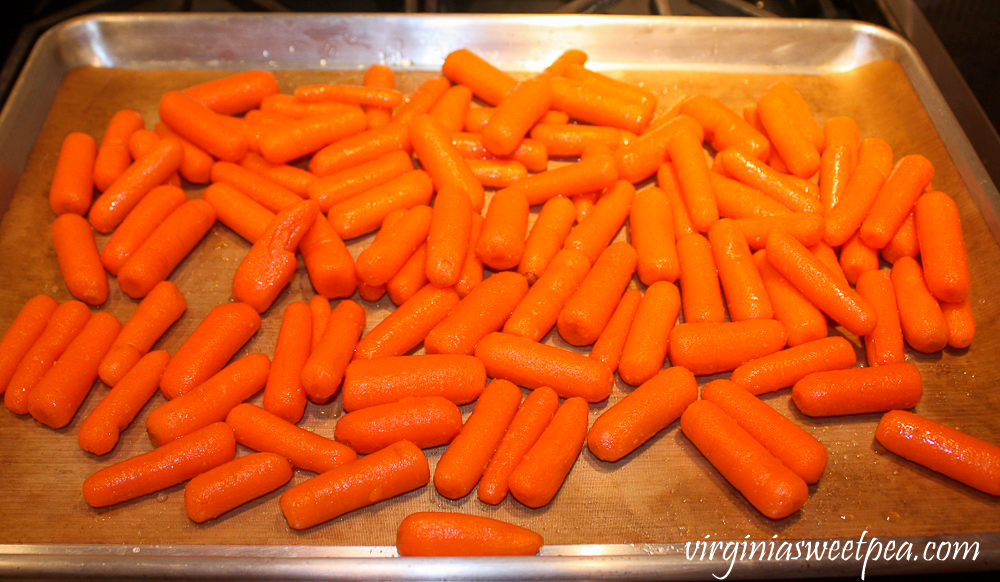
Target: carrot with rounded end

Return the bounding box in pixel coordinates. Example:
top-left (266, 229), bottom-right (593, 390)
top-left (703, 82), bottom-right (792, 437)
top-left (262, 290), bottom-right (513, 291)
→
top-left (280, 439), bottom-right (429, 530)
top-left (914, 191), bottom-right (970, 303)
top-left (362, 64), bottom-right (395, 128)
top-left (840, 231), bottom-right (879, 285)
top-left (482, 76), bottom-right (553, 157)
top-left (565, 64), bottom-right (657, 115)
top-left (497, 155), bottom-right (619, 207)
top-left (475, 190), bottom-right (529, 271)
top-left (309, 122), bottom-right (412, 177)
top-left (409, 115), bottom-right (484, 212)
top-left (822, 164), bottom-right (886, 247)
top-left (467, 159), bottom-right (527, 188)
top-left (300, 213), bottom-right (357, 300)
top-left (100, 185), bottom-right (187, 276)
top-left (4, 301), bottom-right (91, 414)
top-left (508, 396), bottom-right (588, 508)
top-left (680, 94), bottom-right (769, 160)
top-left (442, 49), bottom-right (516, 106)
top-left (152, 122), bottom-right (213, 184)
top-left (294, 84), bottom-right (403, 107)
top-left (942, 297), bottom-right (975, 349)
top-left (880, 209), bottom-right (920, 264)
top-left (185, 452), bottom-right (291, 523)
top-left (356, 205), bottom-right (432, 286)
top-left (328, 170), bottom-right (434, 239)
top-left (860, 155), bottom-right (935, 249)
top-left (668, 320), bottom-right (788, 376)
top-left (710, 172), bottom-right (792, 219)
top-left (239, 151), bottom-right (316, 196)
top-left (260, 95), bottom-right (356, 121)
top-left (809, 241), bottom-right (849, 286)
top-left (93, 110), bottom-right (144, 192)
top-left (630, 186), bottom-right (679, 285)
top-left (556, 241), bottom-right (636, 346)
top-left (81, 349), bottom-right (170, 455)
top-left (335, 396), bottom-right (463, 454)
top-left (257, 108), bottom-right (367, 165)
top-left (674, 234), bottom-right (724, 325)
top-left (183, 70), bottom-right (278, 115)
top-left (589, 366), bottom-right (696, 462)
top-left (202, 182), bottom-right (273, 243)
top-left (126, 129), bottom-right (162, 161)
top-left (475, 332), bottom-right (613, 402)
top-left (757, 86), bottom-right (820, 179)
top-left (858, 138), bottom-right (894, 178)
top-left (735, 213), bottom-right (824, 252)
top-left (753, 250), bottom-right (826, 348)
top-left (662, 118), bottom-right (716, 232)
top-left (682, 399), bottom-right (808, 519)
top-left (551, 77), bottom-right (652, 134)
top-left (717, 146), bottom-right (821, 214)
top-left (429, 85), bottom-right (473, 133)
top-left (563, 180), bottom-right (634, 265)
top-left (226, 403), bottom-right (356, 473)
top-left (116, 199), bottom-right (217, 299)
top-left (543, 48), bottom-right (589, 77)
top-left (855, 269), bottom-right (905, 366)
top-left (343, 354), bottom-right (485, 411)
top-left (588, 288), bottom-right (642, 373)
top-left (147, 353), bottom-right (270, 447)
top-left (392, 76), bottom-right (452, 125)
top-left (618, 281), bottom-right (680, 386)
top-left (51, 214), bottom-right (107, 306)
top-left (891, 256), bottom-right (948, 353)
top-left (354, 284), bottom-right (459, 360)
top-left (614, 115), bottom-right (684, 185)
top-left (729, 336), bottom-right (855, 396)
top-left (309, 295), bottom-right (331, 351)
top-left (159, 302), bottom-right (261, 400)
top-left (765, 228), bottom-right (877, 337)
top-left (159, 91), bottom-right (247, 162)
top-left (307, 150), bottom-right (414, 213)
top-left (657, 162), bottom-right (696, 239)
top-left (792, 362), bottom-right (922, 417)
top-left (469, 109), bottom-right (569, 134)
top-left (819, 116), bottom-right (860, 211)
top-left (504, 249), bottom-right (590, 342)
top-left (26, 312), bottom-right (120, 429)
top-left (301, 300), bottom-right (365, 403)
top-left (387, 244), bottom-right (428, 305)
top-left (397, 512), bottom-right (543, 556)
top-left (531, 124), bottom-right (625, 158)
top-left (518, 196), bottom-right (576, 285)
top-left (0, 295), bottom-right (59, 395)
top-left (50, 132), bottom-right (97, 215)
top-left (424, 272), bottom-right (529, 356)
top-left (457, 213), bottom-right (484, 297)
top-left (262, 302), bottom-right (311, 424)
top-left (211, 161), bottom-right (301, 213)
top-left (709, 218), bottom-right (773, 321)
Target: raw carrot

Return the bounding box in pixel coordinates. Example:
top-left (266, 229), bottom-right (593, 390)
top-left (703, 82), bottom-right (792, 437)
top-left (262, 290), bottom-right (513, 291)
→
top-left (855, 269), bottom-right (905, 366)
top-left (258, 108), bottom-right (368, 165)
top-left (518, 196), bottom-right (577, 285)
top-left (185, 452), bottom-right (292, 523)
top-left (676, 233), bottom-right (726, 324)
top-left (565, 64), bottom-right (657, 115)
top-left (397, 512), bottom-right (543, 556)
top-left (183, 70), bottom-right (279, 115)
top-left (362, 64), bottom-right (395, 128)
top-left (93, 109), bottom-right (144, 192)
top-left (466, 159), bottom-right (528, 188)
top-left (307, 150), bottom-right (413, 213)
top-left (280, 440), bottom-right (429, 530)
top-left (153, 122), bottom-right (214, 184)
top-left (476, 190), bottom-right (529, 271)
top-left (710, 172), bottom-right (792, 219)
top-left (49, 132), bottom-right (97, 215)
top-left (709, 218), bottom-right (773, 321)
top-left (116, 199), bottom-right (217, 299)
top-left (659, 118), bottom-right (715, 232)
top-left (508, 396), bottom-right (589, 508)
top-left (550, 77), bottom-right (651, 134)
top-left (328, 169), bottom-right (434, 239)
top-left (563, 180), bottom-right (635, 265)
top-left (914, 191), bottom-right (970, 303)
top-left (299, 299), bottom-right (365, 403)
top-left (839, 231), bottom-right (879, 285)
top-left (159, 302), bottom-right (261, 400)
top-left (457, 213), bottom-right (485, 298)
top-left (891, 256), bottom-right (949, 353)
top-left (942, 297), bottom-right (975, 350)
top-left (557, 241), bottom-right (636, 346)
top-left (294, 84), bottom-right (403, 107)
top-left (263, 302), bottom-right (311, 424)
top-left (238, 152), bottom-right (314, 196)
top-left (260, 94), bottom-right (353, 120)
top-left (309, 295), bottom-right (331, 351)
top-left (657, 162), bottom-right (696, 240)
top-left (482, 76), bottom-right (553, 157)
top-left (858, 138), bottom-right (894, 179)
top-left (629, 186), bottom-right (679, 285)
top-left (51, 213), bottom-right (107, 307)
top-left (680, 94), bottom-right (769, 161)
top-left (356, 205), bottom-right (432, 287)
top-left (387, 244), bottom-right (428, 305)
top-left (716, 146), bottom-right (821, 214)
top-left (495, 155), bottom-right (619, 207)
top-left (392, 76), bottom-right (453, 125)
top-left (146, 353), bottom-right (270, 447)
top-left (0, 295), bottom-right (58, 395)
top-left (809, 241), bottom-right (850, 287)
top-left (159, 91), bottom-right (247, 162)
top-left (334, 396), bottom-right (463, 454)
top-left (469, 109), bottom-right (569, 134)
top-left (668, 320), bottom-right (788, 376)
top-left (452, 132), bottom-right (549, 172)
top-left (753, 250), bottom-right (827, 348)
top-left (429, 85), bottom-right (474, 132)
top-left (543, 48), bottom-right (589, 77)
top-left (504, 249), bottom-right (591, 342)
top-left (588, 366), bottom-right (697, 462)
top-left (226, 403), bottom-right (356, 473)
top-left (127, 129), bottom-right (163, 161)
top-left (354, 284), bottom-right (459, 360)
top-left (419, 186), bottom-right (471, 288)
top-left (822, 165), bottom-right (886, 247)
top-left (425, 272), bottom-right (529, 356)
top-left (792, 362), bottom-right (922, 417)
top-left (588, 288), bottom-right (642, 374)
top-left (475, 332), bottom-right (613, 402)
top-left (860, 155), bottom-right (935, 249)
top-left (880, 209), bottom-right (920, 264)
top-left (342, 354), bottom-right (486, 412)
top-left (309, 121), bottom-right (412, 177)
top-left (202, 182), bottom-right (273, 243)
top-left (530, 124), bottom-right (625, 158)
top-left (730, 336), bottom-right (856, 396)
top-left (442, 49), bottom-right (516, 106)
top-left (210, 160), bottom-right (302, 213)
top-left (618, 282), bottom-right (680, 386)
top-left (100, 184), bottom-right (187, 276)
top-left (299, 212), bottom-right (358, 299)
top-left (732, 215), bottom-right (822, 255)
top-left (681, 399), bottom-right (808, 519)
top-left (757, 84), bottom-right (820, 179)
top-left (818, 116), bottom-right (860, 212)
top-left (410, 115), bottom-right (484, 212)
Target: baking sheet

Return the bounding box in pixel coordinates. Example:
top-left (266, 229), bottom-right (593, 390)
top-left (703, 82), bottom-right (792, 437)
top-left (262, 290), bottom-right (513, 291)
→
top-left (0, 13), bottom-right (998, 578)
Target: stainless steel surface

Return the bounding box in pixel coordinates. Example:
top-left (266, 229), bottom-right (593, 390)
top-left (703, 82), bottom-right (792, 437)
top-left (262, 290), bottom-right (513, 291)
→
top-left (691, 0), bottom-right (777, 17)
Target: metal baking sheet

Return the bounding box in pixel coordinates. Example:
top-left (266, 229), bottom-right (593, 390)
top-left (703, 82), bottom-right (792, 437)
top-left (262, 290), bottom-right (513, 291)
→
top-left (1, 13), bottom-right (999, 580)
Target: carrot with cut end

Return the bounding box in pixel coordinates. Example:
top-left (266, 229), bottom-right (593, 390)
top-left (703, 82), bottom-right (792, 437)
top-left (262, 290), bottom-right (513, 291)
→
top-left (260, 94), bottom-right (355, 120)
top-left (657, 162), bottom-right (696, 240)
top-left (328, 169), bottom-right (434, 239)
top-left (397, 512), bottom-right (543, 556)
top-left (469, 109), bottom-right (569, 134)
top-left (839, 231), bottom-right (879, 285)
top-left (730, 336), bottom-right (856, 396)
top-left (855, 269), bottom-right (905, 366)
top-left (410, 115), bottom-right (484, 212)
top-left (50, 132), bottom-right (97, 215)
top-left (299, 212), bottom-right (358, 300)
top-left (819, 116), bottom-right (860, 212)
top-left (335, 396), bottom-right (463, 454)
top-left (753, 250), bottom-right (827, 348)
top-left (822, 164), bottom-right (886, 247)
top-left (100, 184), bottom-right (187, 276)
top-left (504, 249), bottom-right (591, 342)
top-left (185, 452), bottom-right (292, 523)
top-left (457, 213), bottom-right (485, 298)
top-left (709, 218), bottom-right (772, 321)
top-left (588, 366), bottom-right (697, 462)
top-left (476, 190), bottom-right (529, 271)
top-left (211, 161), bottom-right (302, 213)
top-left (757, 84), bottom-right (820, 179)
top-left (239, 151), bottom-right (316, 196)
top-left (716, 146), bottom-right (821, 214)
top-left (508, 396), bottom-right (589, 508)
top-left (618, 282), bottom-right (680, 387)
top-left (356, 205), bottom-right (433, 287)
top-left (495, 156), bottom-right (619, 207)
top-left (393, 76), bottom-right (453, 125)
top-left (563, 180), bottom-right (635, 265)
top-left (184, 70), bottom-right (279, 115)
top-left (307, 150), bottom-right (414, 213)
top-left (565, 64), bottom-right (657, 114)
top-left (280, 440), bottom-right (429, 530)
top-left (93, 109), bottom-right (145, 192)
top-left (858, 138), bottom-right (894, 178)
top-left (475, 332), bottom-right (613, 402)
top-left (442, 49), bottom-right (516, 106)
top-left (451, 132), bottom-right (548, 173)
top-left (309, 295), bottom-right (331, 351)
top-left (891, 256), bottom-right (949, 353)
top-left (914, 191), bottom-right (970, 303)
top-left (154, 122), bottom-right (214, 184)
top-left (543, 48), bottom-right (589, 77)
top-left (880, 209), bottom-right (920, 264)
top-left (226, 403), bottom-right (356, 473)
top-left (202, 182), bottom-right (273, 243)
top-left (661, 117), bottom-right (716, 232)
top-left (482, 76), bottom-right (553, 157)
top-left (387, 244), bottom-right (428, 305)
top-left (342, 354), bottom-right (486, 412)
top-left (0, 295), bottom-right (59, 395)
top-left (429, 85), bottom-right (474, 132)
top-left (557, 241), bottom-right (636, 347)
top-left (51, 214), bottom-right (107, 307)
top-left (942, 297), bottom-right (975, 350)
top-left (530, 124), bottom-right (626, 158)
top-left (467, 159), bottom-right (528, 188)
top-left (550, 77), bottom-right (652, 134)
top-left (676, 233), bottom-right (726, 324)
top-left (792, 362), bottom-right (922, 417)
top-left (734, 213), bottom-right (824, 251)
top-left (630, 186), bottom-right (679, 285)
top-left (258, 107), bottom-right (368, 165)
top-left (354, 284), bottom-right (459, 360)
top-left (809, 241), bottom-right (849, 286)
top-left (425, 272), bottom-right (529, 357)
top-left (362, 64), bottom-right (395, 128)
top-left (710, 172), bottom-right (792, 219)
top-left (159, 91), bottom-right (247, 162)
top-left (668, 320), bottom-right (788, 376)
top-left (309, 121), bottom-right (412, 177)
top-left (294, 84), bottom-right (403, 107)
top-left (680, 94), bottom-right (769, 160)
top-left (300, 300), bottom-right (365, 403)
top-left (860, 155), bottom-right (935, 249)
top-left (127, 129), bottom-right (162, 161)
top-left (518, 196), bottom-right (577, 285)
top-left (263, 302), bottom-right (311, 424)
top-left (589, 288), bottom-right (642, 374)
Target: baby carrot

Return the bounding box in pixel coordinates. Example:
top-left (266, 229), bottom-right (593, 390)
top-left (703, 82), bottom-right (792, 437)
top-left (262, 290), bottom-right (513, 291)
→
top-left (757, 85), bottom-right (820, 179)
top-left (185, 452), bottom-right (292, 523)
top-left (792, 362), bottom-right (922, 417)
top-left (27, 312), bottom-right (120, 429)
top-left (342, 354), bottom-right (486, 412)
top-left (226, 403), bottom-right (356, 473)
top-left (470, 109), bottom-right (568, 134)
top-left (482, 76), bottom-right (553, 157)
top-left (563, 180), bottom-right (635, 265)
top-left (429, 85), bottom-right (474, 132)
top-left (668, 320), bottom-right (788, 376)
top-left (353, 284), bottom-right (460, 360)
top-left (127, 128), bottom-right (162, 161)
top-left (260, 94), bottom-right (354, 120)
top-left (0, 295), bottom-right (58, 395)
top-left (710, 172), bottom-right (792, 219)
top-left (666, 117), bottom-right (718, 232)
top-left (147, 353), bottom-right (270, 447)
top-left (328, 169), bottom-right (435, 239)
top-left (159, 91), bottom-right (247, 162)
top-left (822, 165), bottom-right (886, 247)
top-left (301, 300), bottom-right (365, 403)
top-left (497, 155), bottom-right (619, 206)
top-left (709, 218), bottom-right (773, 321)
top-left (309, 295), bottom-right (331, 351)
top-left (423, 185), bottom-right (471, 288)
top-left (680, 94), bottom-right (769, 160)
top-left (682, 399), bottom-right (808, 519)
top-left (730, 336), bottom-right (856, 396)
top-left (657, 162), bottom-right (696, 240)
top-left (565, 64), bottom-right (656, 114)
top-left (387, 244), bottom-right (428, 305)
top-left (211, 160), bottom-right (302, 213)
top-left (239, 151), bottom-right (315, 196)
top-left (263, 302), bottom-right (311, 424)
top-left (543, 48), bottom-right (589, 77)
top-left (116, 199), bottom-right (217, 299)
top-left (425, 272), bottom-right (529, 356)
top-left (356, 205), bottom-right (433, 286)
top-left (335, 396), bottom-right (463, 454)
top-left (891, 256), bottom-right (949, 353)
top-left (410, 115), bottom-right (484, 212)
top-left (557, 241), bottom-right (636, 346)
top-left (753, 250), bottom-right (827, 348)
top-left (434, 379), bottom-right (522, 499)
top-left (880, 209), bottom-right (920, 264)
top-left (153, 122), bottom-right (214, 184)
top-left (452, 132), bottom-right (548, 173)
top-left (397, 512), bottom-right (543, 556)
top-left (299, 213), bottom-right (358, 300)
top-left (51, 213), bottom-right (107, 307)
top-left (467, 159), bottom-right (528, 188)
top-left (765, 228), bottom-right (877, 338)
top-left (202, 182), bottom-right (273, 244)
top-left (393, 76), bottom-right (452, 125)
top-left (676, 233), bottom-right (725, 324)
top-left (49, 132), bottom-right (97, 215)
top-left (307, 150), bottom-right (413, 213)
top-left (589, 288), bottom-right (642, 374)
top-left (942, 297), bottom-right (975, 350)
top-left (362, 64), bottom-right (395, 128)
top-left (4, 300), bottom-right (90, 415)
top-left (530, 124), bottom-right (625, 158)
top-left (810, 241), bottom-right (849, 286)
top-left (294, 84), bottom-right (403, 107)
top-left (159, 302), bottom-right (261, 400)
top-left (100, 184), bottom-right (187, 276)
top-left (93, 109), bottom-right (144, 192)
top-left (258, 107), bottom-right (368, 165)
top-left (457, 213), bottom-right (485, 298)
top-left (716, 146), bottom-right (821, 214)
top-left (860, 155), bottom-right (935, 249)
top-left (504, 249), bottom-right (591, 342)
top-left (839, 232), bottom-right (879, 285)
top-left (98, 280), bottom-right (186, 388)
top-left (551, 77), bottom-right (651, 134)
top-left (819, 116), bottom-right (860, 211)
top-left (476, 189), bottom-right (529, 271)
top-left (629, 186), bottom-right (678, 285)
top-left (732, 214), bottom-right (823, 254)
top-left (183, 70), bottom-right (279, 115)
top-left (442, 49), bottom-right (516, 106)
top-left (280, 440), bottom-right (429, 530)
top-left (518, 196), bottom-right (577, 285)
top-left (858, 138), bottom-right (894, 179)
top-left (475, 332), bottom-right (613, 402)
top-left (618, 281), bottom-right (680, 386)
top-left (508, 396), bottom-right (589, 508)
top-left (914, 191), bottom-right (970, 303)
top-left (588, 367), bottom-right (696, 463)
top-left (855, 270), bottom-right (905, 366)
top-left (309, 121), bottom-right (412, 177)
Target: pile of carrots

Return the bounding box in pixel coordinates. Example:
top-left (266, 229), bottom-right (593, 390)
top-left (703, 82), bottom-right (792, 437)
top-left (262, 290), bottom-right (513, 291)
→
top-left (1, 45), bottom-right (999, 556)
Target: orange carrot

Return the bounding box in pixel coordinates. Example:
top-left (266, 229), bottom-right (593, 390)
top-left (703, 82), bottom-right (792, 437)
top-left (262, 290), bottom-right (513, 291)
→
top-left (565, 64), bottom-right (656, 114)
top-left (353, 284), bottom-right (459, 360)
top-left (855, 269), bottom-right (905, 366)
top-left (49, 132), bottom-right (97, 215)
top-left (152, 122), bottom-right (213, 184)
top-left (675, 233), bottom-right (725, 324)
top-left (387, 244), bottom-right (428, 305)
top-left (468, 108), bottom-right (569, 134)
top-left (914, 191), bottom-right (970, 303)
top-left (681, 399), bottom-right (808, 519)
top-left (839, 231), bottom-right (879, 285)
top-left (328, 170), bottom-right (434, 239)
top-left (757, 84), bottom-right (820, 179)
top-left (307, 150), bottom-right (414, 213)
top-left (942, 297), bottom-right (975, 350)
top-left (508, 396), bottom-right (589, 508)
top-left (183, 70), bottom-right (278, 115)
top-left (482, 76), bottom-right (553, 157)
top-left (159, 302), bottom-right (261, 400)
top-left (211, 160), bottom-right (302, 212)
top-left (792, 363), bottom-right (922, 417)
top-left (563, 180), bottom-right (634, 265)
top-left (734, 213), bottom-right (824, 251)
top-left (809, 241), bottom-right (849, 286)
top-left (257, 108), bottom-right (368, 165)
top-left (342, 354), bottom-right (485, 412)
top-left (457, 213), bottom-right (485, 298)
top-left (754, 250), bottom-right (827, 348)
top-left (504, 249), bottom-right (590, 342)
top-left (860, 155), bottom-right (935, 249)
top-left (466, 159), bottom-right (528, 188)
top-left (299, 213), bottom-right (358, 300)
top-left (617, 281), bottom-right (680, 386)
top-left (716, 146), bottom-right (821, 214)
top-left (588, 288), bottom-right (642, 374)
top-left (518, 196), bottom-right (577, 285)
top-left (362, 64), bottom-right (395, 128)
top-left (475, 332), bottom-right (613, 402)
top-left (880, 209), bottom-right (920, 264)
top-left (238, 152), bottom-right (314, 196)
top-left (668, 320), bottom-right (788, 376)
top-left (656, 162), bottom-right (696, 240)
top-left (891, 256), bottom-right (949, 353)
top-left (299, 299), bottom-right (365, 403)
top-left (818, 116), bottom-right (860, 212)
top-left (424, 272), bottom-right (528, 356)
top-left (629, 186), bottom-right (679, 285)
top-left (116, 199), bottom-right (218, 299)
top-left (588, 367), bottom-right (697, 462)
top-left (543, 48), bottom-right (589, 77)
top-left (100, 184), bottom-right (187, 276)
top-left (709, 218), bottom-right (773, 321)
top-left (309, 295), bottom-right (331, 351)
top-left (397, 512), bottom-right (543, 556)
top-left (83, 422), bottom-right (236, 508)
top-left (335, 396), bottom-right (463, 454)
top-left (263, 302), bottom-right (311, 424)
top-left (356, 205), bottom-right (433, 286)
top-left (51, 213), bottom-right (107, 307)
top-left (557, 241), bottom-right (636, 346)
top-left (680, 95), bottom-right (770, 160)
top-left (710, 172), bottom-right (792, 219)
top-left (429, 85), bottom-right (474, 132)
top-left (451, 132), bottom-right (545, 174)
top-left (822, 164), bottom-right (886, 247)
top-left (309, 121), bottom-right (412, 177)
top-left (294, 84), bottom-right (403, 107)
top-left (475, 190), bottom-right (529, 271)
top-left (126, 128), bottom-right (162, 161)
top-left (550, 77), bottom-right (652, 134)
top-left (280, 440), bottom-right (429, 530)
top-left (159, 91), bottom-right (247, 162)
top-left (202, 182), bottom-right (273, 243)
top-left (226, 403), bottom-right (356, 473)
top-left (409, 115), bottom-right (484, 212)
top-left (27, 312), bottom-right (120, 429)
top-left (93, 109), bottom-right (144, 192)
top-left (259, 94), bottom-right (354, 120)
top-left (530, 124), bottom-right (625, 158)
top-left (495, 156), bottom-right (618, 207)
top-left (423, 186), bottom-right (475, 289)
top-left (442, 49), bottom-right (517, 106)
top-left (392, 77), bottom-right (453, 125)
top-left (729, 336), bottom-right (856, 396)
top-left (0, 295), bottom-right (59, 395)
top-left (858, 138), bottom-right (894, 179)
top-left (661, 117), bottom-right (716, 232)
top-left (185, 452), bottom-right (292, 523)
top-left (147, 353), bottom-right (270, 447)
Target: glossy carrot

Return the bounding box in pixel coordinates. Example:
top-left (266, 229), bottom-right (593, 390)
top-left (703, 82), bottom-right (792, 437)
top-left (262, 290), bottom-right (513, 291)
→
top-left (839, 231), bottom-right (879, 285)
top-left (342, 354), bottom-right (486, 411)
top-left (858, 138), bottom-right (894, 179)
top-left (542, 48), bottom-right (589, 77)
top-left (891, 256), bottom-right (949, 353)
top-left (681, 94), bottom-right (769, 160)
top-left (668, 320), bottom-right (788, 376)
top-left (328, 169), bottom-right (434, 239)
top-left (397, 512), bottom-right (543, 556)
top-left (563, 180), bottom-right (634, 265)
top-left (299, 212), bottom-right (358, 300)
top-left (429, 85), bottom-right (474, 132)
top-left (482, 76), bottom-right (553, 156)
top-left (260, 94), bottom-right (354, 120)
top-left (202, 182), bottom-right (273, 243)
top-left (496, 156), bottom-right (618, 206)
top-left (457, 213), bottom-right (485, 298)
top-left (565, 64), bottom-right (656, 114)
top-left (49, 132), bottom-right (97, 215)
top-left (211, 160), bottom-right (301, 213)
top-left (294, 84), bottom-right (403, 107)
top-left (818, 116), bottom-right (860, 211)
top-left (504, 249), bottom-right (591, 342)
top-left (335, 396), bottom-right (463, 454)
top-left (159, 91), bottom-right (247, 162)
top-left (710, 172), bottom-right (792, 219)
top-left (183, 70), bottom-right (279, 115)
top-left (262, 302), bottom-right (311, 424)
top-left (392, 76), bottom-right (453, 125)
top-left (309, 122), bottom-right (412, 177)
top-left (660, 117), bottom-right (715, 232)
top-left (914, 191), bottom-right (970, 303)
top-left (809, 241), bottom-right (849, 286)
top-left (530, 124), bottom-right (625, 158)
top-left (362, 64), bottom-right (395, 128)
top-left (822, 164), bottom-right (886, 247)
top-left (100, 184), bottom-right (187, 276)
top-left (410, 115), bottom-right (484, 212)
top-left (93, 109), bottom-right (144, 192)
top-left (855, 269), bottom-right (905, 366)
top-left (588, 288), bottom-right (642, 374)
top-left (475, 190), bottom-right (529, 271)
top-left (550, 77), bottom-right (651, 134)
top-left (730, 335), bottom-right (855, 396)
top-left (126, 128), bottom-right (162, 161)
top-left (51, 213), bottom-right (107, 307)
top-left (629, 186), bottom-right (678, 285)
top-left (301, 300), bottom-right (365, 403)
top-left (792, 362), bottom-right (922, 417)
top-left (757, 84), bottom-right (820, 179)
top-left (734, 213), bottom-right (824, 252)
top-left (466, 159), bottom-right (528, 188)
top-left (657, 162), bottom-right (696, 240)
top-left (387, 244), bottom-right (428, 305)
top-left (423, 185), bottom-right (471, 288)
top-left (356, 205), bottom-right (433, 286)
top-left (588, 367), bottom-right (697, 462)
top-left (618, 282), bottom-right (680, 386)
top-left (518, 196), bottom-right (577, 285)
top-left (860, 155), bottom-right (935, 249)
top-left (716, 146), bottom-right (821, 214)
top-left (0, 295), bottom-right (58, 395)
top-left (184, 452), bottom-right (292, 523)
top-left (258, 107), bottom-right (367, 165)
top-left (753, 250), bottom-right (827, 348)
top-left (309, 295), bottom-right (331, 352)
top-left (280, 440), bottom-right (429, 530)
top-left (152, 122), bottom-right (214, 184)
top-left (557, 241), bottom-right (636, 346)
top-left (942, 297), bottom-right (975, 350)
top-left (354, 284), bottom-right (459, 360)
top-left (475, 332), bottom-right (613, 402)
top-left (880, 209), bottom-right (920, 264)
top-left (425, 272), bottom-right (529, 356)
top-left (470, 109), bottom-right (568, 134)
top-left (676, 233), bottom-right (726, 324)
top-left (709, 218), bottom-right (773, 321)
top-left (508, 396), bottom-right (589, 508)
top-left (307, 150), bottom-right (414, 213)
top-left (442, 49), bottom-right (517, 106)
